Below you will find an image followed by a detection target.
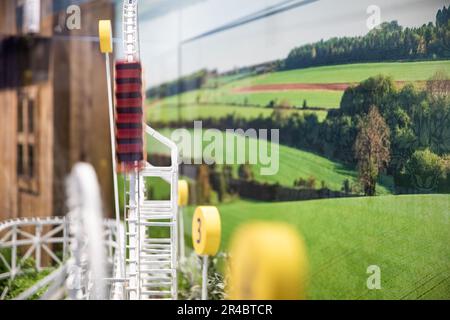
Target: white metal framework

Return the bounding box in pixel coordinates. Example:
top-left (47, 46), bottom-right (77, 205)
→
top-left (0, 217), bottom-right (68, 284)
top-left (119, 0), bottom-right (179, 300)
top-left (124, 128), bottom-right (179, 300)
top-left (123, 0), bottom-right (140, 63)
top-left (0, 217), bottom-right (123, 300)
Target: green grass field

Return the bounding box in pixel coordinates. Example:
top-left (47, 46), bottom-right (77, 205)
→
top-left (148, 60), bottom-right (450, 120)
top-left (206, 91), bottom-right (343, 109)
top-left (147, 104), bottom-right (327, 123)
top-left (149, 88), bottom-right (341, 109)
top-left (147, 129), bottom-right (393, 194)
top-left (229, 60), bottom-right (450, 86)
top-left (183, 195), bottom-right (450, 299)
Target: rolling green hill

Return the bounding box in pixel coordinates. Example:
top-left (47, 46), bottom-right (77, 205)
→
top-left (184, 195), bottom-right (450, 299)
top-left (230, 60), bottom-right (450, 86)
top-left (147, 103), bottom-right (327, 123)
top-left (147, 129), bottom-right (393, 194)
top-left (148, 60), bottom-right (450, 121)
top-left (205, 91), bottom-right (343, 109)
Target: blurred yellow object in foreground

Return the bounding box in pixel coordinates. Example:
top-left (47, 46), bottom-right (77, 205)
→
top-left (178, 180), bottom-right (189, 207)
top-left (228, 223), bottom-right (308, 300)
top-left (192, 206), bottom-right (221, 256)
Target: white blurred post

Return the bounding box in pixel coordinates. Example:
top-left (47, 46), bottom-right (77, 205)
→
top-left (202, 255), bottom-right (208, 300)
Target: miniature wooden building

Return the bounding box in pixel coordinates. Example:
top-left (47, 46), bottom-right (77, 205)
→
top-left (0, 0), bottom-right (116, 220)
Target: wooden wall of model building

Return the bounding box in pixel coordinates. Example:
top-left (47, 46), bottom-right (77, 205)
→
top-left (0, 0), bottom-right (115, 221)
top-left (52, 0), bottom-right (115, 219)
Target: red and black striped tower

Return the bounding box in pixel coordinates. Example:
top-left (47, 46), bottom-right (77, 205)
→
top-left (115, 61), bottom-right (144, 172)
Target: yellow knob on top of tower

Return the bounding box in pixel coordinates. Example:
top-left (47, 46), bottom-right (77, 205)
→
top-left (99, 20), bottom-right (113, 54)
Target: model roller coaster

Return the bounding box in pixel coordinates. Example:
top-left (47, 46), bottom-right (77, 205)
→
top-left (0, 0), bottom-right (308, 301)
top-left (0, 0), bottom-right (180, 300)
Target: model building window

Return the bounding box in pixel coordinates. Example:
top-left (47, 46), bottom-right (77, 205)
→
top-left (17, 87), bottom-right (38, 193)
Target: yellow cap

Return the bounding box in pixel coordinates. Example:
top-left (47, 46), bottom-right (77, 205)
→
top-left (99, 20), bottom-right (113, 53)
top-left (178, 180), bottom-right (189, 207)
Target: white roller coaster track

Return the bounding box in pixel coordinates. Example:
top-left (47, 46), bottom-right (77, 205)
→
top-left (0, 163), bottom-right (125, 300)
top-left (120, 0), bottom-right (179, 300)
top-left (123, 0), bottom-right (140, 63)
top-left (123, 127), bottom-right (179, 300)
top-left (0, 217), bottom-right (123, 300)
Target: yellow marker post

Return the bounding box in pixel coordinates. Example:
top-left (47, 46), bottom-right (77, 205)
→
top-left (98, 20), bottom-right (125, 281)
top-left (99, 20), bottom-right (113, 54)
top-left (192, 206), bottom-right (221, 300)
top-left (227, 222), bottom-right (309, 300)
top-left (178, 180), bottom-right (189, 259)
top-left (178, 180), bottom-right (189, 207)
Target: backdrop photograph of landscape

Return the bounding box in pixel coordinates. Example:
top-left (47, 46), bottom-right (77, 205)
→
top-left (140, 0), bottom-right (450, 299)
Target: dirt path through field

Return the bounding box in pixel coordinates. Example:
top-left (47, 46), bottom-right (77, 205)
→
top-left (233, 83), bottom-right (352, 92)
top-left (233, 80), bottom-right (415, 93)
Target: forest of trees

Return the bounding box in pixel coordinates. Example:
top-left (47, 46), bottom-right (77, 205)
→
top-left (283, 7), bottom-right (450, 70)
top-left (158, 72), bottom-right (450, 194)
top-left (146, 69), bottom-right (216, 99)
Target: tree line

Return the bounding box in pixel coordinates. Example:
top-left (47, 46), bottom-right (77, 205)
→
top-left (282, 6), bottom-right (450, 70)
top-left (146, 69), bottom-right (216, 99)
top-left (147, 6), bottom-right (449, 102)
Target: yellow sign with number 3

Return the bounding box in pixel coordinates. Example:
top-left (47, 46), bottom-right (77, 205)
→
top-left (192, 206), bottom-right (221, 256)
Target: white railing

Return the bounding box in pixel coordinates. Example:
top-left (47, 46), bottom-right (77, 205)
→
top-left (0, 217), bottom-right (69, 282)
top-left (0, 217), bottom-right (122, 300)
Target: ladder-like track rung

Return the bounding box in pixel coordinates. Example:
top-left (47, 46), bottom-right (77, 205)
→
top-left (142, 245), bottom-right (172, 251)
top-left (140, 269), bottom-right (173, 274)
top-left (141, 206), bottom-right (173, 212)
top-left (141, 209), bottom-right (173, 214)
top-left (140, 254), bottom-right (171, 259)
top-left (141, 290), bottom-right (171, 295)
top-left (142, 201), bottom-right (172, 209)
top-left (144, 238), bottom-right (171, 244)
top-left (142, 209), bottom-right (172, 212)
top-left (140, 261), bottom-right (172, 267)
top-left (141, 276), bottom-right (172, 281)
top-left (126, 259), bottom-right (138, 263)
top-left (142, 247), bottom-right (172, 251)
top-left (139, 221), bottom-right (174, 227)
top-left (141, 249), bottom-right (171, 254)
top-left (141, 282), bottom-right (173, 288)
top-left (141, 214), bottom-right (173, 220)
